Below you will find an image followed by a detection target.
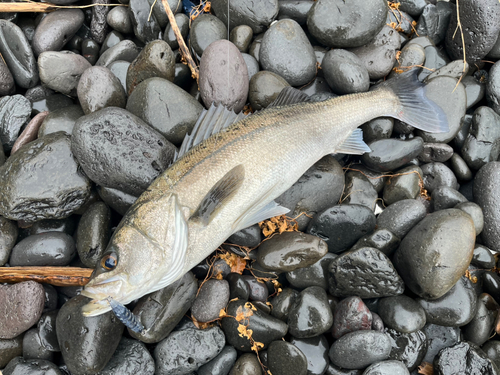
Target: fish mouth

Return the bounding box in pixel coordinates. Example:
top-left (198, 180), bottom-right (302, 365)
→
top-left (81, 297), bottom-right (112, 317)
top-left (81, 276), bottom-right (127, 317)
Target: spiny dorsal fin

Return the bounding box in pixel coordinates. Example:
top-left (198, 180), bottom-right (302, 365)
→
top-left (191, 165), bottom-right (245, 226)
top-left (174, 104), bottom-right (247, 162)
top-left (334, 128), bottom-right (371, 155)
top-left (268, 87), bottom-right (311, 108)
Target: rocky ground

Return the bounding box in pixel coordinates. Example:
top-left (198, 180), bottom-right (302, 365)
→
top-left (1, 0), bottom-right (500, 374)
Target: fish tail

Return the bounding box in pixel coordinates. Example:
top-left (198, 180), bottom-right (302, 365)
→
top-left (377, 69), bottom-right (449, 133)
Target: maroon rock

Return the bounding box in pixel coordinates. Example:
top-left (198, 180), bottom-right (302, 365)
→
top-left (332, 296), bottom-right (372, 339)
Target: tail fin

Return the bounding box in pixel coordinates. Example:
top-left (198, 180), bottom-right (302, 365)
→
top-left (375, 69), bottom-right (449, 133)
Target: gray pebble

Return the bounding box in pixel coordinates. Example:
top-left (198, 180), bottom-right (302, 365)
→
top-left (268, 341), bottom-right (307, 375)
top-left (3, 357), bottom-right (63, 375)
top-left (191, 279), bottom-right (230, 323)
top-left (128, 0), bottom-right (162, 44)
top-left (362, 137), bottom-right (424, 172)
top-left (190, 14), bottom-right (227, 56)
top-left (229, 353), bottom-right (262, 375)
top-left (211, 0), bottom-right (278, 34)
top-left (229, 25), bottom-right (253, 52)
top-left (0, 94), bottom-right (31, 151)
top-left (95, 40), bottom-right (141, 67)
top-left (97, 337), bottom-right (155, 375)
top-left (382, 165), bottom-right (422, 206)
top-left (455, 202), bottom-right (484, 236)
top-left (378, 295), bottom-right (426, 333)
top-left (431, 186), bottom-right (467, 211)
top-left (418, 142), bottom-right (453, 163)
top-left (197, 345), bottom-right (237, 375)
top-left (420, 162), bottom-right (458, 194)
top-left (322, 49), bottom-right (370, 95)
top-left (23, 328), bottom-right (53, 361)
top-left (377, 199), bottom-right (427, 239)
top-left (9, 232), bottom-right (76, 266)
top-left (0, 215), bottom-right (17, 266)
top-left (38, 105), bottom-right (84, 138)
top-left (0, 335), bottom-right (23, 368)
top-left (107, 6), bottom-right (133, 35)
top-left (163, 13), bottom-right (189, 50)
top-left (386, 329), bottom-right (427, 371)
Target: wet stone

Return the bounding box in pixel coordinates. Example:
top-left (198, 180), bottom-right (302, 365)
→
top-left (377, 199), bottom-right (426, 239)
top-left (227, 225), bottom-right (261, 248)
top-left (229, 25), bottom-right (253, 52)
top-left (307, 0), bottom-right (388, 48)
top-left (434, 341), bottom-right (498, 375)
top-left (81, 38), bottom-right (100, 65)
top-left (9, 232), bottom-right (76, 266)
top-left (163, 13), bottom-right (189, 50)
top-left (418, 45), bottom-right (450, 81)
top-left (191, 279), bottom-right (230, 323)
top-left (107, 6), bottom-right (133, 34)
top-left (129, 272), bottom-right (198, 343)
top-left (37, 310), bottom-right (59, 352)
top-left (307, 204), bottom-right (376, 253)
top-left (386, 329), bottom-right (426, 371)
top-left (389, 43), bottom-right (425, 80)
top-left (248, 71), bottom-right (290, 110)
top-left (364, 361), bottom-right (410, 375)
top-left (421, 162), bottom-right (458, 194)
top-left (462, 293), bottom-right (498, 346)
top-left (0, 215), bottom-right (17, 266)
top-left (199, 40), bottom-right (248, 113)
top-left (483, 272), bottom-right (500, 307)
top-left (449, 153), bottom-right (473, 182)
top-left (0, 281), bottom-right (45, 339)
top-left (471, 244), bottom-right (494, 269)
top-left (0, 132), bottom-right (91, 222)
top-left (32, 9), bottom-right (84, 55)
top-left (0, 94), bottom-right (31, 151)
top-left (378, 296), bottom-right (426, 333)
top-left (342, 171), bottom-right (378, 211)
top-left (229, 353), bottom-right (263, 375)
top-left (39, 105), bottom-right (83, 138)
top-left (425, 60), bottom-right (469, 82)
top-left (0, 335), bottom-right (23, 368)
top-left (415, 3), bottom-right (453, 45)
top-left (286, 253), bottom-right (336, 290)
top-left (332, 296), bottom-right (372, 339)
top-left (242, 275), bottom-right (268, 302)
top-left (97, 337), bottom-right (155, 375)
top-left (382, 165), bottom-right (422, 205)
top-left (329, 330), bottom-right (392, 370)
top-left (0, 57), bottom-right (14, 96)
top-left (126, 77), bottom-right (204, 145)
top-left (3, 357), bottom-right (63, 375)
top-left (197, 345), bottom-right (237, 375)
top-left (211, 0), bottom-right (278, 34)
top-left (322, 49), bottom-right (370, 95)
top-left (129, 0), bottom-right (162, 43)
top-left (190, 14), bottom-right (227, 56)
top-left (462, 75), bottom-right (485, 110)
top-left (328, 247), bottom-right (404, 298)
top-left (260, 19), bottom-right (316, 86)
top-left (350, 229), bottom-right (400, 257)
top-left (241, 53), bottom-right (259, 81)
top-left (362, 137), bottom-right (424, 172)
top-left (23, 328), bottom-right (53, 361)
top-left (289, 335), bottom-right (329, 375)
top-left (487, 61), bottom-right (500, 116)
top-left (421, 323), bottom-right (460, 364)
top-left (95, 40), bottom-right (141, 67)
top-left (361, 117), bottom-right (393, 143)
top-left (99, 30), bottom-right (124, 55)
top-left (431, 186), bottom-right (467, 211)
top-left (270, 288), bottom-right (299, 322)
top-left (97, 186), bottom-right (137, 216)
top-left (277, 1), bottom-right (313, 25)
top-left (267, 341), bottom-right (307, 375)
top-left (482, 341), bottom-right (500, 370)
top-left (418, 142), bottom-right (453, 163)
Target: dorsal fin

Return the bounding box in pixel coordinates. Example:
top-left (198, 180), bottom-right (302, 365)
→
top-left (268, 87), bottom-right (311, 108)
top-left (174, 104), bottom-right (247, 162)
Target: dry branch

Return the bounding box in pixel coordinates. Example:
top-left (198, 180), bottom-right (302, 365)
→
top-left (0, 267), bottom-right (93, 286)
top-left (0, 2), bottom-right (126, 13)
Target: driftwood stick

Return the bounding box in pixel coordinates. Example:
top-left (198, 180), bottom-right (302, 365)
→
top-left (0, 2), bottom-right (126, 13)
top-left (160, 0), bottom-right (199, 81)
top-left (0, 267), bottom-right (93, 286)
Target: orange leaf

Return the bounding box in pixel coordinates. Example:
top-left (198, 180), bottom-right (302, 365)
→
top-left (417, 362), bottom-right (434, 375)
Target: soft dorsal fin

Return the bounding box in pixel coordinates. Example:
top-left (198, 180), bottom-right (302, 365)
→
top-left (268, 87), bottom-right (311, 108)
top-left (191, 165), bottom-right (245, 226)
top-left (174, 104), bottom-right (247, 162)
top-left (334, 128), bottom-right (371, 155)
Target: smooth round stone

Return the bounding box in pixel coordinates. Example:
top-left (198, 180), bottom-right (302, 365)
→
top-left (378, 296), bottom-right (426, 333)
top-left (361, 117), bottom-right (393, 143)
top-left (154, 327), bottom-right (225, 374)
top-left (388, 43), bottom-right (425, 80)
top-left (126, 40), bottom-right (175, 95)
top-left (277, 1), bottom-right (313, 25)
top-left (107, 6), bottom-right (133, 34)
top-left (242, 275), bottom-right (268, 302)
top-left (383, 165), bottom-right (422, 206)
top-left (75, 201), bottom-right (111, 268)
top-left (471, 244), bottom-right (494, 269)
top-left (332, 296), bottom-right (372, 339)
top-left (95, 40), bottom-right (141, 67)
top-left (394, 209), bottom-right (475, 299)
top-left (463, 293), bottom-right (498, 346)
top-left (418, 45), bottom-right (451, 81)
top-left (482, 341), bottom-right (500, 370)
top-left (417, 276), bottom-right (477, 327)
top-left (386, 329), bottom-right (427, 371)
top-left (328, 247), bottom-right (404, 298)
top-left (241, 53), bottom-right (259, 81)
top-left (301, 76), bottom-right (332, 97)
top-left (0, 215), bottom-right (17, 266)
top-left (420, 162), bottom-right (458, 194)
top-left (211, 0), bottom-right (278, 34)
top-left (198, 345), bottom-right (237, 375)
top-left (97, 186), bottom-right (137, 216)
top-left (487, 61), bottom-right (500, 115)
top-left (163, 13), bottom-right (189, 50)
top-left (56, 295), bottom-right (124, 375)
top-left (445, 0), bottom-right (500, 64)
top-left (32, 9), bottom-right (84, 55)
top-left (307, 0), bottom-right (387, 48)
top-left (38, 105), bottom-right (83, 137)
top-left (229, 25), bottom-right (253, 52)
top-left (329, 330), bottom-right (392, 370)
top-left (289, 335), bottom-right (328, 375)
top-left (286, 253), bottom-right (336, 290)
top-left (38, 51), bottom-right (91, 97)
top-left (351, 229), bottom-right (400, 257)
top-left (462, 75), bottom-right (485, 110)
top-left (0, 20), bottom-right (38, 88)
top-left (362, 137), bottom-right (424, 172)
top-left (81, 38), bottom-right (100, 65)
top-left (342, 171), bottom-right (378, 211)
top-left (128, 0), bottom-right (161, 43)
top-left (0, 132), bottom-right (91, 222)
top-left (363, 360), bottom-right (409, 375)
top-left (260, 19), bottom-right (315, 86)
top-left (276, 155), bottom-right (344, 231)
top-left (23, 328), bottom-right (53, 361)
top-left (462, 106), bottom-right (500, 170)
top-left (229, 353), bottom-right (262, 375)
top-left (71, 107), bottom-right (176, 196)
top-left (129, 272), bottom-right (197, 343)
top-left (256, 231), bottom-right (327, 272)
top-left (226, 224), bottom-right (261, 248)
top-left (0, 57), bottom-right (14, 96)
top-left (325, 363), bottom-right (363, 375)
top-left (248, 71), bottom-right (290, 110)
top-left (191, 279), bottom-right (230, 323)
top-left (307, 204), bottom-right (376, 253)
top-left (322, 49), bottom-right (369, 95)
top-left (377, 199), bottom-right (426, 239)
top-left (0, 335), bottom-right (23, 368)
top-left (0, 281), bottom-right (45, 339)
top-left (3, 357), bottom-right (63, 375)
top-left (348, 25), bottom-right (400, 80)
top-left (425, 60), bottom-right (469, 82)
top-left (190, 14), bottom-right (227, 56)
top-left (414, 76), bottom-right (466, 143)
top-left (348, 164), bottom-right (388, 193)
top-left (30, 95), bottom-right (73, 116)
top-left (77, 66), bottom-right (127, 114)
top-left (97, 337), bottom-right (154, 375)
top-left (9, 232), bottom-right (76, 266)
top-left (172, 62), bottom-right (192, 91)
top-left (199, 40), bottom-right (248, 113)
top-left (434, 341), bottom-right (498, 375)
top-left (449, 153), bottom-right (473, 182)
top-left (432, 186), bottom-right (467, 211)
top-left (99, 31), bottom-right (124, 55)
top-left (270, 288), bottom-right (299, 322)
top-left (0, 94), bottom-right (31, 151)
top-left (288, 286), bottom-right (333, 338)
top-left (222, 299), bottom-right (288, 352)
top-left (25, 217), bottom-right (77, 238)
top-left (226, 274), bottom-right (250, 301)
top-left (268, 341), bottom-right (307, 375)
top-left (126, 77), bottom-right (204, 145)
top-left (421, 323), bottom-right (460, 363)
top-left (418, 142), bottom-right (454, 163)
top-left (36, 310), bottom-right (59, 351)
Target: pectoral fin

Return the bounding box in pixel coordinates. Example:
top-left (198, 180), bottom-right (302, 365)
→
top-left (231, 199), bottom-right (290, 234)
top-left (191, 164), bottom-right (245, 226)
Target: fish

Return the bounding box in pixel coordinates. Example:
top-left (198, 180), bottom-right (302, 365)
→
top-left (81, 69), bottom-right (448, 317)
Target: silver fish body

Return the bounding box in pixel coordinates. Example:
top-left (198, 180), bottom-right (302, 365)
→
top-left (81, 71), bottom-right (447, 316)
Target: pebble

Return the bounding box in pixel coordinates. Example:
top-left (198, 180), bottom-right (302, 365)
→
top-left (128, 0), bottom-right (162, 44)
top-left (434, 341), bottom-right (498, 375)
top-left (431, 186), bottom-right (467, 211)
top-left (322, 49), bottom-right (370, 95)
top-left (0, 94), bottom-right (32, 151)
top-left (106, 6), bottom-right (133, 34)
top-left (260, 19), bottom-right (316, 86)
top-left (421, 323), bottom-right (460, 364)
top-left (0, 281), bottom-right (45, 339)
top-left (270, 288), bottom-right (299, 322)
top-left (23, 328), bottom-right (53, 361)
top-left (71, 107), bottom-right (176, 197)
top-left (100, 31), bottom-right (124, 54)
top-left (449, 153), bottom-right (473, 182)
top-left (9, 232), bottom-right (76, 266)
top-left (471, 244), bottom-right (495, 269)
top-left (241, 53), bottom-right (259, 81)
top-left (37, 310), bottom-right (59, 351)
top-left (95, 40), bottom-right (141, 67)
top-left (3, 357), bottom-right (63, 375)
top-left (163, 13), bottom-right (189, 50)
top-left (389, 43), bottom-right (425, 80)
top-left (129, 272), bottom-right (197, 343)
top-left (386, 329), bottom-right (427, 371)
top-left (0, 215), bottom-right (17, 266)
top-left (229, 353), bottom-right (262, 375)
top-left (286, 253), bottom-right (336, 290)
top-left (342, 171), bottom-right (378, 211)
top-left (0, 20), bottom-right (39, 88)
top-left (32, 9), bottom-right (84, 55)
top-left (126, 77), bottom-right (204, 145)
top-left (77, 66), bottom-right (127, 114)
top-left (377, 199), bottom-right (427, 239)
top-left (307, 0), bottom-right (388, 48)
top-left (229, 25), bottom-right (253, 52)
top-left (287, 336), bottom-right (328, 375)
top-left (487, 61), bottom-right (500, 116)
top-left (383, 165), bottom-right (423, 205)
top-left (11, 111), bottom-right (48, 154)
top-left (248, 70), bottom-right (290, 110)
top-left (421, 162), bottom-right (458, 194)
top-left (329, 330), bottom-right (392, 370)
top-left (415, 2), bottom-right (453, 45)
top-left (197, 345), bottom-right (237, 375)
top-left (0, 132), bottom-right (91, 222)
top-left (328, 247), bottom-right (404, 298)
top-left (378, 295), bottom-right (426, 333)
top-left (350, 229), bottom-right (400, 257)
top-left (0, 58), bottom-right (14, 96)
top-left (418, 142), bottom-right (454, 163)
top-left (199, 40), bottom-right (248, 113)
top-left (267, 341), bottom-right (307, 375)
top-left (0, 335), bottom-right (23, 368)
top-left (154, 327), bottom-right (225, 375)
top-left (362, 137), bottom-right (423, 172)
top-left (363, 360), bottom-right (409, 375)
top-left (462, 293), bottom-right (498, 346)
top-left (126, 40), bottom-right (175, 95)
top-left (97, 186), bottom-right (137, 216)
top-left (82, 38), bottom-right (100, 65)
top-left (97, 337), bottom-right (155, 375)
top-left (190, 14), bottom-right (227, 56)
top-left (482, 341), bottom-right (500, 370)
top-left (242, 275), bottom-right (268, 302)
top-left (332, 296), bottom-right (372, 339)
top-left (108, 60), bottom-right (130, 92)
top-left (191, 279), bottom-right (230, 323)
top-left (278, 1), bottom-right (313, 25)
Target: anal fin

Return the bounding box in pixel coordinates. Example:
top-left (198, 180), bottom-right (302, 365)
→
top-left (334, 128), bottom-right (371, 155)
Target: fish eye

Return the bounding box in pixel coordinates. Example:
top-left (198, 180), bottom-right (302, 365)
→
top-left (101, 252), bottom-right (118, 271)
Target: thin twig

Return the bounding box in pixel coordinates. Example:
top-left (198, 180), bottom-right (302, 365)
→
top-left (0, 1), bottom-right (126, 12)
top-left (452, 0), bottom-right (467, 91)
